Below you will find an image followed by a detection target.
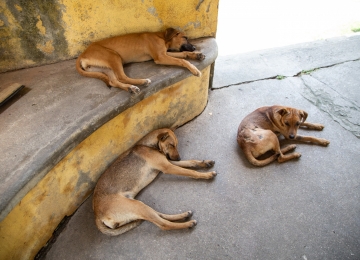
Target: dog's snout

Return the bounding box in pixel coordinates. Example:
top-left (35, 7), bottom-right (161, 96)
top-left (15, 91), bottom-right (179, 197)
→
top-left (180, 43), bottom-right (196, 52)
top-left (167, 153), bottom-right (181, 161)
top-left (173, 154), bottom-right (181, 161)
top-left (289, 134), bottom-right (295, 139)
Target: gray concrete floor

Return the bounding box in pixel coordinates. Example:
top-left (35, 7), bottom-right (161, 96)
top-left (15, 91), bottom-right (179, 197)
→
top-left (44, 35), bottom-right (360, 259)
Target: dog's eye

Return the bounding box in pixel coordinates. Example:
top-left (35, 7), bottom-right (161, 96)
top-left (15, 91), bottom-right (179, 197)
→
top-left (285, 122), bottom-right (290, 126)
top-left (296, 122), bottom-right (300, 126)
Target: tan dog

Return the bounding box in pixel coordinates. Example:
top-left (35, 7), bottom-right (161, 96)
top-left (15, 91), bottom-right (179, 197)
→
top-left (76, 28), bottom-right (205, 93)
top-left (237, 105), bottom-right (330, 167)
top-left (93, 128), bottom-right (216, 236)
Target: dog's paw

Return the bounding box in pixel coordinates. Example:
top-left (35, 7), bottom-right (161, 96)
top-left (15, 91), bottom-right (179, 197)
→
top-left (294, 152), bottom-right (302, 158)
top-left (313, 123), bottom-right (325, 130)
top-left (194, 69), bottom-right (202, 77)
top-left (281, 144), bottom-right (297, 154)
top-left (196, 53), bottom-right (205, 61)
top-left (129, 85), bottom-right (141, 94)
top-left (143, 79), bottom-right (151, 87)
top-left (189, 63), bottom-right (202, 77)
top-left (209, 171), bottom-right (217, 178)
top-left (203, 160), bottom-right (215, 168)
top-left (319, 138), bottom-right (330, 146)
top-left (189, 220), bottom-right (197, 228)
top-left (186, 211), bottom-right (193, 218)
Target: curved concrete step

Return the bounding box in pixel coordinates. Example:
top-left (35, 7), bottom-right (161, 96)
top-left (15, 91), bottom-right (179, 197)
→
top-left (0, 37), bottom-right (217, 259)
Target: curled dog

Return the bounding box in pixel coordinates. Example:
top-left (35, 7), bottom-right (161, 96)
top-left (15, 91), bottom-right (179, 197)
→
top-left (76, 28), bottom-right (205, 93)
top-left (93, 128), bottom-right (216, 236)
top-left (237, 105), bottom-right (330, 167)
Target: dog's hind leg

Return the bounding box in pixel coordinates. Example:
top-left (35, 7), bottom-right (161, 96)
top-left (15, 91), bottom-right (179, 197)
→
top-left (130, 200), bottom-right (197, 230)
top-left (243, 147), bottom-right (279, 167)
top-left (95, 217), bottom-right (144, 236)
top-left (277, 145), bottom-right (301, 163)
top-left (158, 211), bottom-right (193, 221)
top-left (107, 57), bottom-right (151, 91)
top-left (81, 45), bottom-right (150, 93)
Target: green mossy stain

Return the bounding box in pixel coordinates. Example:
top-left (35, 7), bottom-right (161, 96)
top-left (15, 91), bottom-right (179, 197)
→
top-left (0, 12), bottom-right (14, 61)
top-left (6, 0), bottom-right (68, 64)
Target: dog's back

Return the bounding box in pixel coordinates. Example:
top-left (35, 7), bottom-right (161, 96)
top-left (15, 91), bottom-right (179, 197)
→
top-left (93, 146), bottom-right (160, 201)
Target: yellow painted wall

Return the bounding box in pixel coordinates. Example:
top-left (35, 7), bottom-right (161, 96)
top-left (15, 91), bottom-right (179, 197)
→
top-left (0, 67), bottom-right (210, 260)
top-left (0, 0), bottom-right (218, 72)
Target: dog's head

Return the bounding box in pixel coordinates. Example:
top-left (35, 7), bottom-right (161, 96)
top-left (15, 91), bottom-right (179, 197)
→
top-left (165, 28), bottom-right (196, 52)
top-left (274, 107), bottom-right (308, 139)
top-left (157, 130), bottom-right (181, 161)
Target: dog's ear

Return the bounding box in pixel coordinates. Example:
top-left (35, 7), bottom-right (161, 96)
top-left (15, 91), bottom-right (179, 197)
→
top-left (299, 110), bottom-right (308, 123)
top-left (276, 108), bottom-right (289, 117)
top-left (274, 108), bottom-right (289, 126)
top-left (157, 132), bottom-right (169, 142)
top-left (164, 28), bottom-right (179, 42)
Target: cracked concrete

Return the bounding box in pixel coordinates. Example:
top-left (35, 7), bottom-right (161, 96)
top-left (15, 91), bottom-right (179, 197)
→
top-left (213, 35), bottom-right (360, 89)
top-left (43, 35), bottom-right (360, 259)
top-left (213, 35), bottom-right (360, 139)
top-left (300, 60), bottom-right (360, 138)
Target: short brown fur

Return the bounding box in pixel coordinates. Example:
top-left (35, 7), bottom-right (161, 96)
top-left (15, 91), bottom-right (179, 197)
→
top-left (93, 128), bottom-right (216, 236)
top-left (237, 105), bottom-right (330, 167)
top-left (76, 28), bottom-right (205, 93)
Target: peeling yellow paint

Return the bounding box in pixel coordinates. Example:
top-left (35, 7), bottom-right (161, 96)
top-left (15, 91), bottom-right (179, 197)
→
top-left (36, 15), bottom-right (46, 35)
top-left (0, 68), bottom-right (210, 260)
top-left (37, 40), bottom-right (55, 54)
top-left (59, 0), bottom-right (218, 56)
top-left (14, 4), bottom-right (22, 12)
top-left (1, 0), bottom-right (218, 71)
top-left (0, 2), bottom-right (26, 71)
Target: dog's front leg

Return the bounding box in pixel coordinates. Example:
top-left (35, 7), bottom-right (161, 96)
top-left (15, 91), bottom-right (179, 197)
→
top-left (154, 55), bottom-right (202, 77)
top-left (167, 51), bottom-right (205, 61)
top-left (159, 161), bottom-right (216, 179)
top-left (295, 135), bottom-right (330, 146)
top-left (170, 160), bottom-right (215, 169)
top-left (300, 122), bottom-right (325, 130)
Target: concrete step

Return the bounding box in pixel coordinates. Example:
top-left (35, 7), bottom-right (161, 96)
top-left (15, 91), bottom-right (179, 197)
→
top-left (0, 37), bottom-right (218, 260)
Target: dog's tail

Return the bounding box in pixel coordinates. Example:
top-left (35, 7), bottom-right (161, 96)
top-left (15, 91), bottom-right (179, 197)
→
top-left (95, 217), bottom-right (144, 236)
top-left (76, 56), bottom-right (110, 85)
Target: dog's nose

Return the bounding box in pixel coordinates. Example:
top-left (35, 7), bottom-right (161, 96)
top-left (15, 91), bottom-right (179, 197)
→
top-left (180, 43), bottom-right (196, 52)
top-left (289, 134), bottom-right (295, 139)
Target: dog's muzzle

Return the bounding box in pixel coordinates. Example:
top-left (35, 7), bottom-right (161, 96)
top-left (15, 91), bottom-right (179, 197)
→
top-left (180, 43), bottom-right (196, 52)
top-left (167, 153), bottom-right (181, 161)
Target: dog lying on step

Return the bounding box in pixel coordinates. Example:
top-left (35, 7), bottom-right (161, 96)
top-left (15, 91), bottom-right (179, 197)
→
top-left (93, 128), bottom-right (216, 236)
top-left (237, 105), bottom-right (330, 166)
top-left (76, 28), bottom-right (205, 93)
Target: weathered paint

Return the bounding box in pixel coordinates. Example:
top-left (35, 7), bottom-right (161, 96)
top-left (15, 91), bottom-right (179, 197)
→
top-left (0, 0), bottom-right (218, 72)
top-left (0, 0), bottom-right (68, 71)
top-left (0, 67), bottom-right (210, 260)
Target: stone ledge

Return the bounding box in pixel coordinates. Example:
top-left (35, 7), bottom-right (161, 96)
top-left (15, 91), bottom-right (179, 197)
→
top-left (0, 37), bottom-right (218, 222)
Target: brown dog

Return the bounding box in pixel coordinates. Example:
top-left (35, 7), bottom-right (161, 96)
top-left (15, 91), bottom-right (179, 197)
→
top-left (93, 128), bottom-right (216, 236)
top-left (76, 28), bottom-right (205, 93)
top-left (237, 105), bottom-right (330, 167)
